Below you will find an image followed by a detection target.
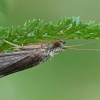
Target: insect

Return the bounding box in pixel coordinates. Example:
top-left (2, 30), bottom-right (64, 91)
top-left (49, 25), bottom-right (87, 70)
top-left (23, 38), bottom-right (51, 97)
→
top-left (0, 26), bottom-right (69, 78)
top-left (0, 39), bottom-right (66, 77)
top-left (0, 26), bottom-right (100, 78)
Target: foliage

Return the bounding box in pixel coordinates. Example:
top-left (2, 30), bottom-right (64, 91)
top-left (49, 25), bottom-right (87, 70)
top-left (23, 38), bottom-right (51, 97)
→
top-left (0, 17), bottom-right (100, 52)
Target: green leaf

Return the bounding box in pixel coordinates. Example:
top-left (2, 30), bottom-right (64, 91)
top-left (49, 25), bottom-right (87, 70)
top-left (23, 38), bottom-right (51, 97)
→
top-left (0, 17), bottom-right (100, 52)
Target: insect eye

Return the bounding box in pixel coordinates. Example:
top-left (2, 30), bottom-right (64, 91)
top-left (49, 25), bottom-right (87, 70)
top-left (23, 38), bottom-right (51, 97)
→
top-left (53, 42), bottom-right (60, 47)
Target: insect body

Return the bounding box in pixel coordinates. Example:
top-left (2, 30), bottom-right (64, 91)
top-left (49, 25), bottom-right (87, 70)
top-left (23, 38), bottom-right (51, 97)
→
top-left (1, 39), bottom-right (100, 78)
top-left (0, 40), bottom-right (65, 77)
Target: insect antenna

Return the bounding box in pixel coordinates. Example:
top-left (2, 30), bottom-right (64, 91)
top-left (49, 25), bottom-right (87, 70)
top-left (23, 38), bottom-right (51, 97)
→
top-left (63, 39), bottom-right (100, 51)
top-left (65, 39), bottom-right (100, 48)
top-left (64, 47), bottom-right (100, 51)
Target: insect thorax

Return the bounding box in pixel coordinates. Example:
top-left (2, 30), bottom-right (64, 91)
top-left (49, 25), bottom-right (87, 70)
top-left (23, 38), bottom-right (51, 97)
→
top-left (40, 40), bottom-right (65, 63)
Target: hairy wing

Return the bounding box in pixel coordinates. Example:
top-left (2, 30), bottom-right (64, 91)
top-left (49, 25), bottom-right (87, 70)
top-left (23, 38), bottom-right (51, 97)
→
top-left (0, 49), bottom-right (43, 77)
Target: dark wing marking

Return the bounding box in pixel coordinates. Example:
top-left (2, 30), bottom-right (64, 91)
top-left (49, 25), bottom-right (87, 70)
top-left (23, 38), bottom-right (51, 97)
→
top-left (0, 49), bottom-right (43, 77)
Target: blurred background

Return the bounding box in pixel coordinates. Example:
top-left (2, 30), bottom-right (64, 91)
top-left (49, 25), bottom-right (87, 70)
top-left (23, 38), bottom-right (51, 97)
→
top-left (0, 0), bottom-right (100, 100)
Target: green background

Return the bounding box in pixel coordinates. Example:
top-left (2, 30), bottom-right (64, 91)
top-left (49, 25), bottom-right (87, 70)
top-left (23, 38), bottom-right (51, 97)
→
top-left (0, 0), bottom-right (100, 100)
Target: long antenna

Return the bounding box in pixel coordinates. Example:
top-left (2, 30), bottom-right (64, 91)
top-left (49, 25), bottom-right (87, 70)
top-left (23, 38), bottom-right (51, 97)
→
top-left (65, 39), bottom-right (100, 48)
top-left (64, 47), bottom-right (100, 51)
top-left (63, 39), bottom-right (100, 51)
